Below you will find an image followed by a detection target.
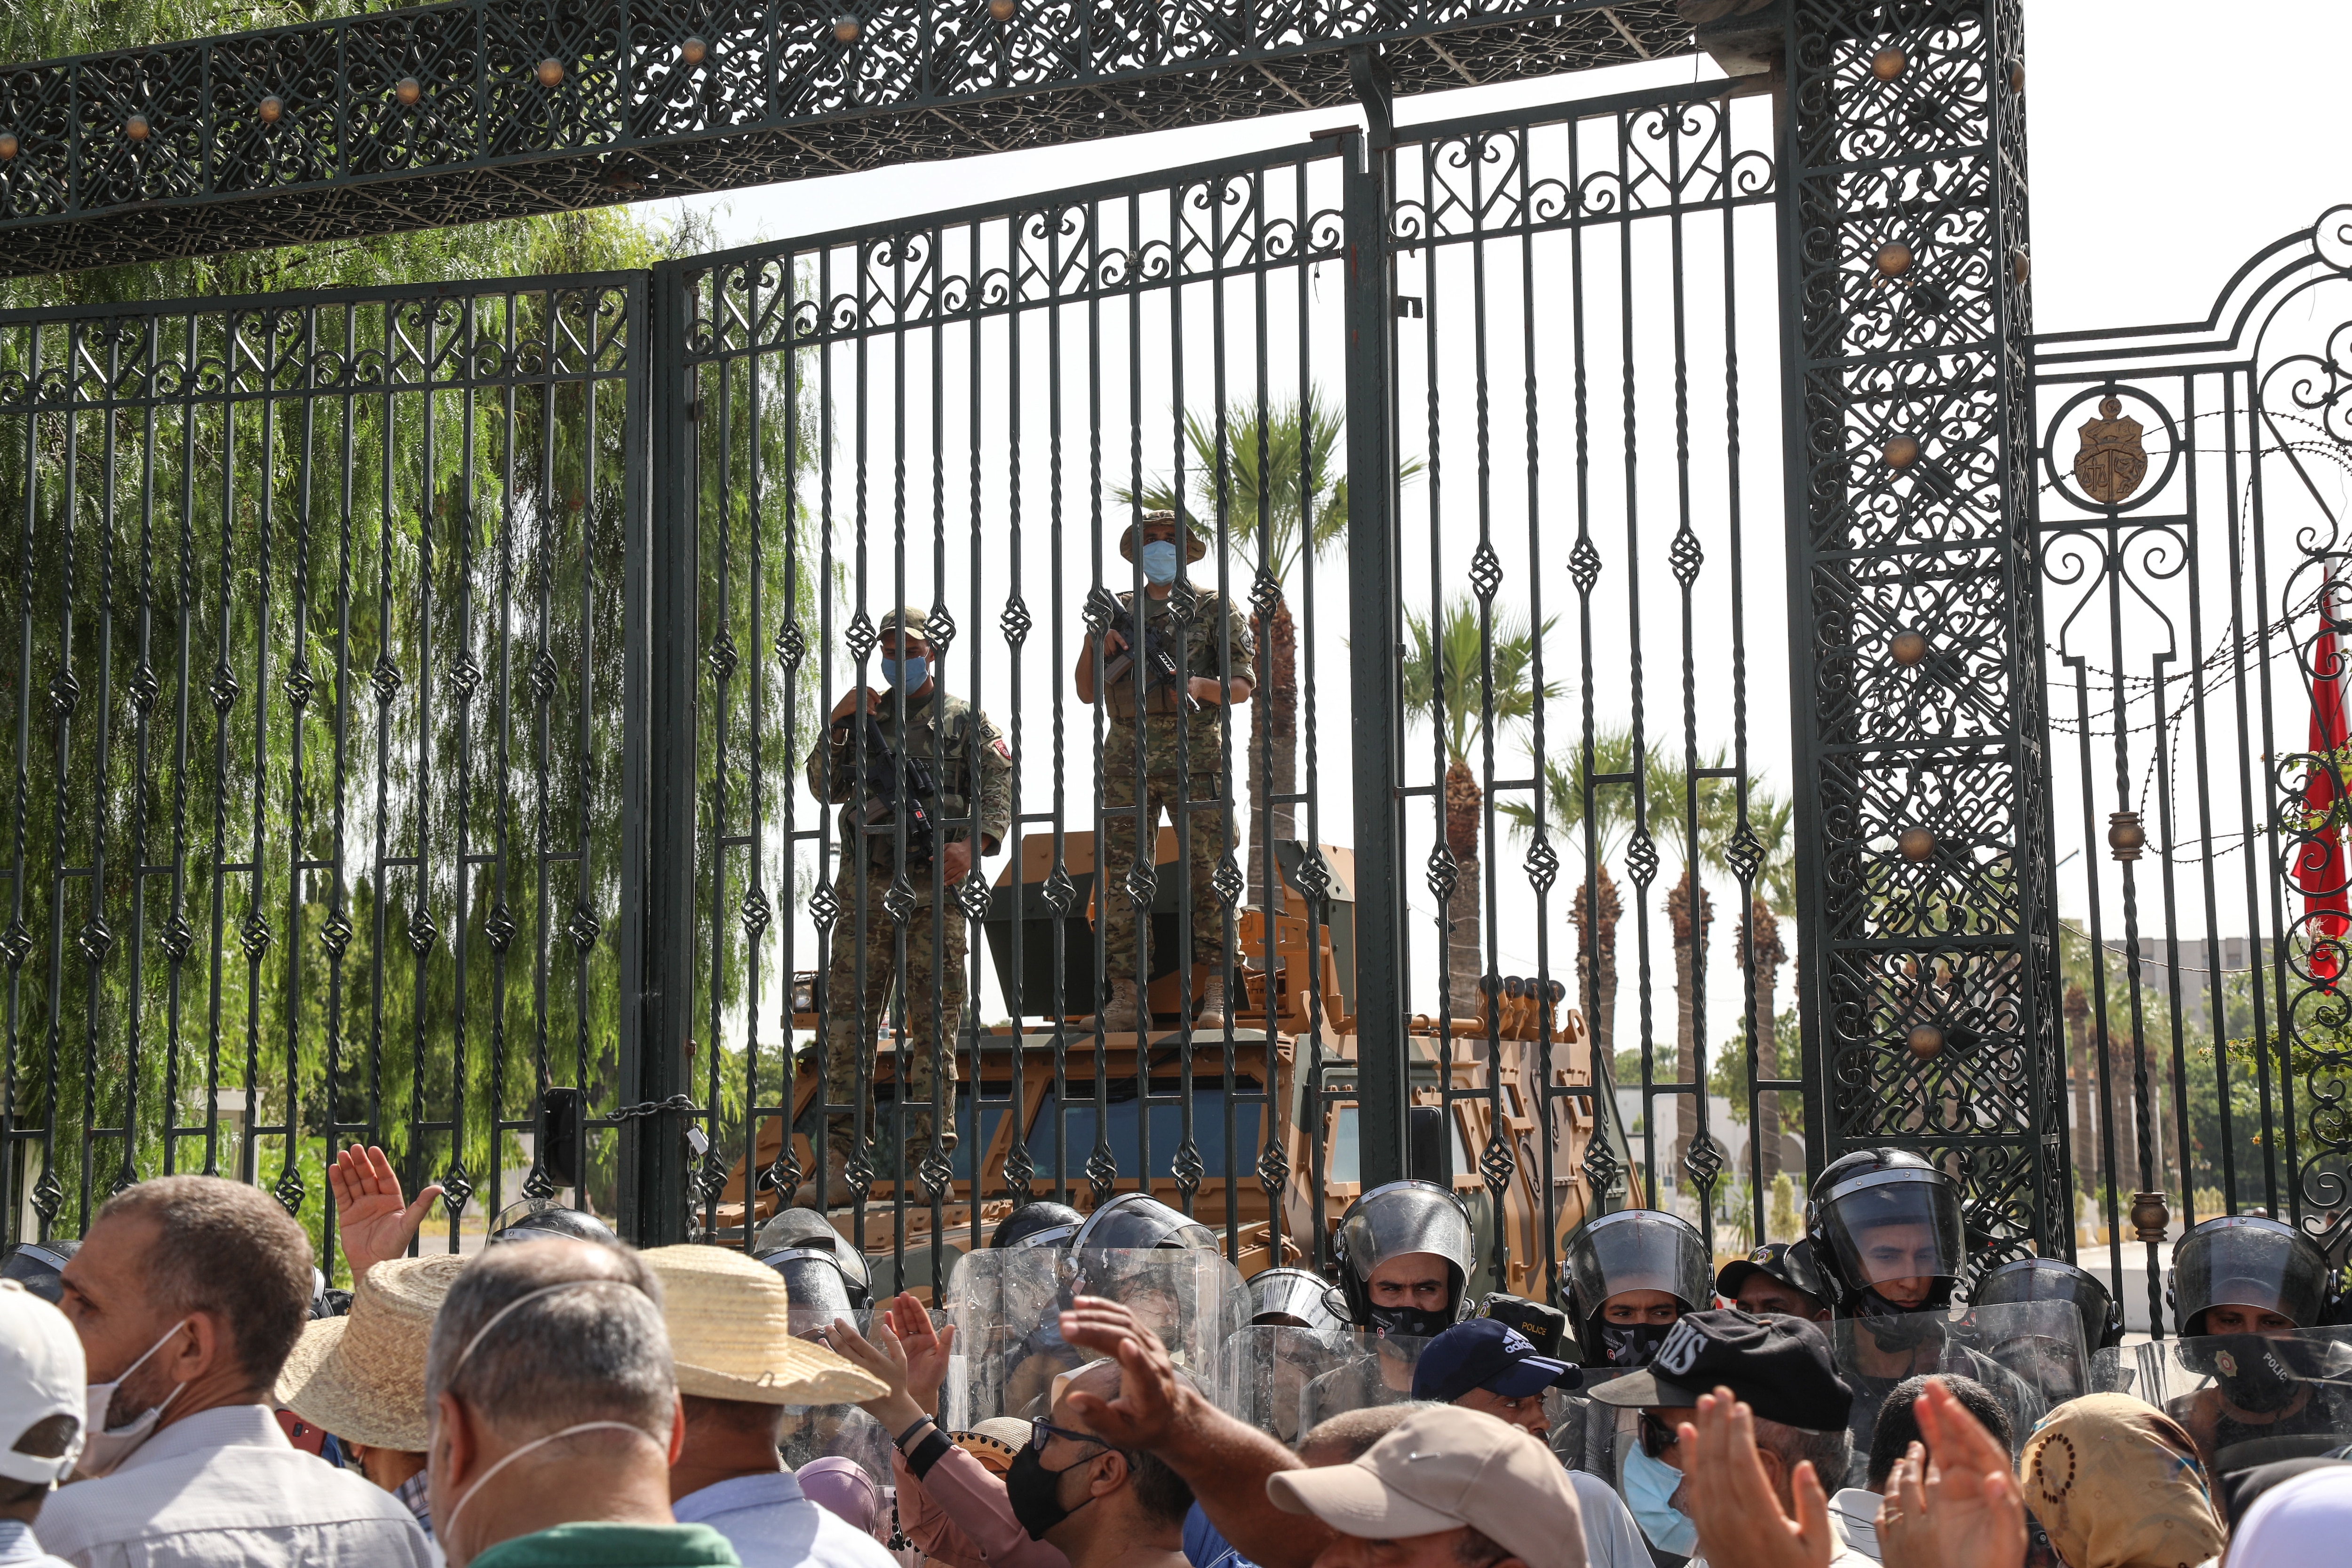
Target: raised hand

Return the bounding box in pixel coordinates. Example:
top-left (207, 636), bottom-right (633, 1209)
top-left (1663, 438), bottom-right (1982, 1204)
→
top-left (824, 1311), bottom-right (928, 1434)
top-left (1058, 1294), bottom-right (1187, 1452)
top-left (327, 1144), bottom-right (441, 1282)
top-left (1911, 1378), bottom-right (2026, 1568)
top-left (1681, 1389), bottom-right (1836, 1568)
top-left (889, 1292), bottom-right (957, 1416)
top-left (1875, 1445), bottom-right (1943, 1568)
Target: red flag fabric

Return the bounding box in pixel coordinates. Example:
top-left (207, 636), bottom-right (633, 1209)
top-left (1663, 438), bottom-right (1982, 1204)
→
top-left (2303, 580), bottom-right (2349, 982)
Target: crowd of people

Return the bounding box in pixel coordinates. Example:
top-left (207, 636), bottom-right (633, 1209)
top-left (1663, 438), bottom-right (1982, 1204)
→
top-left (0, 1143), bottom-right (2348, 1568)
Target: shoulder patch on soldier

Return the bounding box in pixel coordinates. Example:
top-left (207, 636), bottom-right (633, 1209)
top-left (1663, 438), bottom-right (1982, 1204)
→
top-left (992, 736), bottom-right (1011, 760)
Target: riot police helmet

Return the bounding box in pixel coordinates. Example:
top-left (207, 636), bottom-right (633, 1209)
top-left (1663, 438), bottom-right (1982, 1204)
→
top-left (1248, 1266), bottom-right (1350, 1333)
top-left (0, 1239), bottom-right (77, 1304)
top-left (1332, 1180), bottom-right (1477, 1338)
top-left (1971, 1257), bottom-right (2125, 1351)
top-left (485, 1197), bottom-right (622, 1248)
top-left (990, 1202), bottom-right (1085, 1250)
top-left (1069, 1193), bottom-right (1218, 1256)
top-left (1714, 1239), bottom-right (1832, 1320)
top-left (1559, 1208), bottom-right (1711, 1368)
top-left (2167, 1214), bottom-right (2334, 1337)
top-left (755, 1206), bottom-right (873, 1313)
top-left (1805, 1148), bottom-right (1967, 1316)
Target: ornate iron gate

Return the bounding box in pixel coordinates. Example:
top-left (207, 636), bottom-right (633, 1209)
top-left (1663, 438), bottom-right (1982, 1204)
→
top-left (0, 276), bottom-right (652, 1260)
top-left (2032, 206), bottom-right (2352, 1329)
top-left (659, 74), bottom-right (1782, 1294)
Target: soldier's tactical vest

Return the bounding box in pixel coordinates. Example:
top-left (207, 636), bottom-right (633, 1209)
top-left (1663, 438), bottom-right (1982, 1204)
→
top-left (1103, 589), bottom-right (1234, 721)
top-left (845, 693), bottom-right (985, 869)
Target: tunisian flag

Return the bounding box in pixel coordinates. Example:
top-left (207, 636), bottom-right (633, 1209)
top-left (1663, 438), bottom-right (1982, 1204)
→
top-left (2304, 577), bottom-right (2350, 984)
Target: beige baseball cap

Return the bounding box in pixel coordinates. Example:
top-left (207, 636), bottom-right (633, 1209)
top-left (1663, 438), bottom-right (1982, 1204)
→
top-left (1266, 1405), bottom-right (1586, 1568)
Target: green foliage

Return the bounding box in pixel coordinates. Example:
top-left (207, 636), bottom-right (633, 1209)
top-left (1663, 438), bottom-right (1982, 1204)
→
top-left (1399, 597), bottom-right (1560, 767)
top-left (0, 0), bottom-right (787, 1266)
top-left (1115, 387), bottom-right (1381, 584)
top-left (1500, 724), bottom-right (1637, 853)
top-left (1708, 1008), bottom-right (1802, 1130)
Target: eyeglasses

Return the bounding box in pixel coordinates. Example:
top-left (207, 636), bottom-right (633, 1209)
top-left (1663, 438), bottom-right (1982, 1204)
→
top-left (1640, 1410), bottom-right (1684, 1458)
top-left (1029, 1417), bottom-right (1114, 1455)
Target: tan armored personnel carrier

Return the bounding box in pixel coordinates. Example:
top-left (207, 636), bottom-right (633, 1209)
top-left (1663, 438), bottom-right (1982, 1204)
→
top-left (707, 833), bottom-right (1630, 1302)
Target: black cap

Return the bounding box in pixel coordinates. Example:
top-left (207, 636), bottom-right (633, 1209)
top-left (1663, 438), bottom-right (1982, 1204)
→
top-left (1586, 1307), bottom-right (1854, 1432)
top-left (1716, 1240), bottom-right (1828, 1306)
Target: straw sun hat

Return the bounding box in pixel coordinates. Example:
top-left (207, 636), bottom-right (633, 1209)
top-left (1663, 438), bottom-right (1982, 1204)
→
top-left (639, 1245), bottom-right (885, 1406)
top-left (277, 1254), bottom-right (466, 1453)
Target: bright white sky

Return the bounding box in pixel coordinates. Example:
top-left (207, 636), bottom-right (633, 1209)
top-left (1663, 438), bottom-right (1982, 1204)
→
top-left (632, 2), bottom-right (2352, 1191)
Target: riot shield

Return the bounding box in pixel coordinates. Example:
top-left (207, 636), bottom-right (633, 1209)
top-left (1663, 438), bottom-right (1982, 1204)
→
top-left (777, 1402), bottom-right (894, 1484)
top-left (2090, 1346), bottom-right (2139, 1399)
top-left (2134, 1323), bottom-right (2352, 1474)
top-left (946, 1247), bottom-right (1247, 1423)
top-left (1831, 1303), bottom-right (2076, 1483)
top-left (1295, 1331), bottom-right (1430, 1433)
top-left (1218, 1324), bottom-right (1359, 1446)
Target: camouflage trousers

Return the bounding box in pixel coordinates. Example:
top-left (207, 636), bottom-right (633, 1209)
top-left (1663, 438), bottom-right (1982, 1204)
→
top-left (820, 870), bottom-right (964, 1166)
top-left (1098, 717), bottom-right (1232, 984)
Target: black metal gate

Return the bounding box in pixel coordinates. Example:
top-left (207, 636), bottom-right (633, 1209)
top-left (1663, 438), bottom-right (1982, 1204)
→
top-left (2032, 206), bottom-right (2352, 1328)
top-left (0, 75), bottom-right (1795, 1301)
top-left (653, 77), bottom-right (1782, 1298)
top-left (0, 276), bottom-right (652, 1260)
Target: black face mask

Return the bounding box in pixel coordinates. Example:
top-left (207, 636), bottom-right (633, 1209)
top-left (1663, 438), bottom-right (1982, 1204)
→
top-left (1598, 1322), bottom-right (1673, 1368)
top-left (1367, 1303), bottom-right (1454, 1340)
top-left (1005, 1445), bottom-right (1102, 1540)
top-left (2210, 1334), bottom-right (2303, 1414)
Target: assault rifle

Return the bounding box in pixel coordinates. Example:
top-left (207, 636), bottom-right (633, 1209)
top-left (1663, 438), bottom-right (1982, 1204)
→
top-left (841, 709), bottom-right (940, 869)
top-left (1102, 620), bottom-right (1203, 714)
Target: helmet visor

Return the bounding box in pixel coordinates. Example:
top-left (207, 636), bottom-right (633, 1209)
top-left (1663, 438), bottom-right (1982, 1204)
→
top-left (1248, 1269), bottom-right (1348, 1333)
top-left (1335, 1182), bottom-right (1474, 1283)
top-left (0, 1243), bottom-right (70, 1304)
top-left (2171, 1219), bottom-right (2328, 1329)
top-left (1816, 1170), bottom-right (1965, 1291)
top-left (1072, 1194), bottom-right (1217, 1254)
top-left (1561, 1210), bottom-right (1710, 1316)
top-left (1970, 1260), bottom-right (2119, 1350)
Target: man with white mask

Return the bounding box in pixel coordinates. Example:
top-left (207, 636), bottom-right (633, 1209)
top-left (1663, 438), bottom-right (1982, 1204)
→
top-left (40, 1176), bottom-right (431, 1568)
top-left (423, 1236), bottom-right (738, 1568)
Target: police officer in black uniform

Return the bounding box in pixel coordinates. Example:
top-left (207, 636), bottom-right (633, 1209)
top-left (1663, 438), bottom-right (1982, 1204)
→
top-left (1806, 1149), bottom-right (2044, 1479)
top-left (1971, 1256), bottom-right (2120, 1402)
top-left (2163, 1214), bottom-right (2352, 1474)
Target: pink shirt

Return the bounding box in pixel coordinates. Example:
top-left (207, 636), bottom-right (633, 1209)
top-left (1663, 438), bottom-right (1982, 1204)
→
top-left (891, 1442), bottom-right (1072, 1568)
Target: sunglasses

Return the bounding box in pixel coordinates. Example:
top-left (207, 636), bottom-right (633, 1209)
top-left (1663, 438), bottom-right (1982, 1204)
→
top-left (1640, 1410), bottom-right (1684, 1458)
top-left (1029, 1417), bottom-right (1116, 1455)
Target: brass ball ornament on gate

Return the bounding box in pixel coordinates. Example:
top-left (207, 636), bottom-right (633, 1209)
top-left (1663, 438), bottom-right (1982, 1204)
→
top-left (0, 133), bottom-right (18, 161)
top-left (989, 0), bottom-right (1018, 19)
top-left (1889, 629), bottom-right (1928, 668)
top-left (258, 96), bottom-right (284, 124)
top-left (1897, 826), bottom-right (1936, 861)
top-left (1906, 1024), bottom-right (1944, 1061)
top-left (125, 114), bottom-right (151, 143)
top-left (1871, 46), bottom-right (1907, 80)
top-left (681, 36), bottom-right (708, 64)
top-left (395, 77), bottom-right (422, 106)
top-left (536, 58), bottom-right (565, 88)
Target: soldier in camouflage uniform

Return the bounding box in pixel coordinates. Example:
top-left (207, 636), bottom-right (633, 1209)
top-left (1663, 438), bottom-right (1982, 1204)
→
top-left (805, 606), bottom-right (1012, 1192)
top-left (1072, 513), bottom-right (1255, 1031)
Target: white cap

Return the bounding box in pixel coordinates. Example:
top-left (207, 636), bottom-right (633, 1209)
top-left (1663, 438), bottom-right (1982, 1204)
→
top-left (0, 1279), bottom-right (85, 1485)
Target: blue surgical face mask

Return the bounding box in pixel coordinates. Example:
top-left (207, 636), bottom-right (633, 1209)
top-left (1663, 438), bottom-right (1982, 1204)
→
top-left (1139, 540), bottom-right (1181, 585)
top-left (1621, 1442), bottom-right (1699, 1556)
top-left (881, 654), bottom-right (929, 691)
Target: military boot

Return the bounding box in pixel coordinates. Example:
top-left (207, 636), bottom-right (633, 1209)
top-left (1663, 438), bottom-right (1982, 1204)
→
top-left (814, 1144), bottom-right (863, 1208)
top-left (1193, 974), bottom-right (1228, 1030)
top-left (1080, 978), bottom-right (1141, 1033)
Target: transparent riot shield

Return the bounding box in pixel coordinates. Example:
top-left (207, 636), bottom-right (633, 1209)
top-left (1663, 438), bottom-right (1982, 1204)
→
top-left (946, 1247), bottom-right (1247, 1423)
top-left (778, 1402), bottom-right (894, 1484)
top-left (1831, 1303), bottom-right (2078, 1484)
top-left (2090, 1346), bottom-right (2140, 1400)
top-left (2134, 1323), bottom-right (2352, 1474)
top-left (1219, 1325), bottom-right (1358, 1446)
top-left (1295, 1331), bottom-right (1430, 1433)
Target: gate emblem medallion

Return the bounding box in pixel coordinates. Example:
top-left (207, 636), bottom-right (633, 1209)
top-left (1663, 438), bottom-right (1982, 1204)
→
top-left (2073, 395), bottom-right (2148, 504)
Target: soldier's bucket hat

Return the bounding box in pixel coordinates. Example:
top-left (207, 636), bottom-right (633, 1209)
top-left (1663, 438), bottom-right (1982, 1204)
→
top-left (1119, 509), bottom-right (1208, 563)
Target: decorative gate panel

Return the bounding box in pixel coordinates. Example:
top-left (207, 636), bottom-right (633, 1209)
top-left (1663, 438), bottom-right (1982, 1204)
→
top-left (2034, 207), bottom-right (2352, 1330)
top-left (0, 277), bottom-right (649, 1270)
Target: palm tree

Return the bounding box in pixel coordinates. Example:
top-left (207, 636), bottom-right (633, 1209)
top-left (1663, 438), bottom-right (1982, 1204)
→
top-left (1122, 389), bottom-right (1421, 908)
top-left (1645, 745), bottom-right (1738, 1176)
top-left (1401, 598), bottom-right (1560, 1012)
top-left (1502, 727), bottom-right (1638, 1061)
top-left (1736, 790), bottom-right (1796, 1178)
